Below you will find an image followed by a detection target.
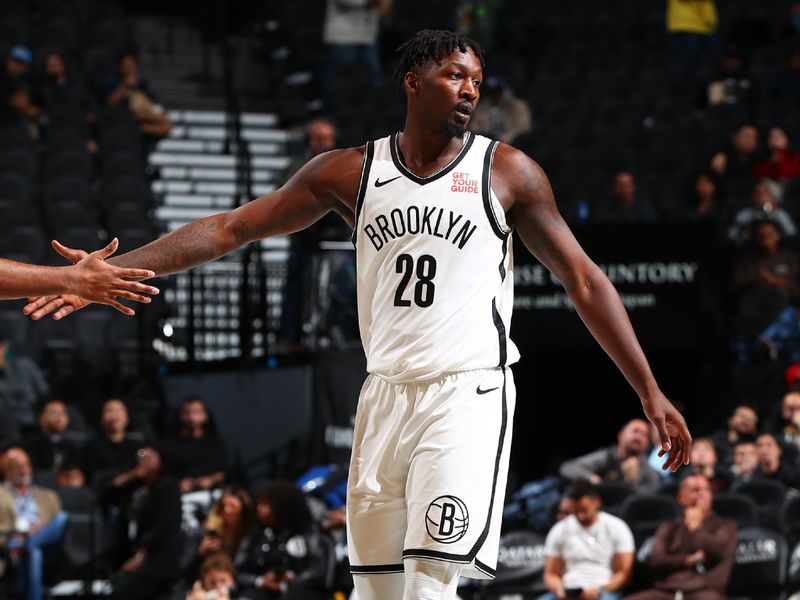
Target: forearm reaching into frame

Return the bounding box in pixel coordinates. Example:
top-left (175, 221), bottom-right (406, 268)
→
top-left (24, 149), bottom-right (361, 319)
top-left (0, 239), bottom-right (157, 315)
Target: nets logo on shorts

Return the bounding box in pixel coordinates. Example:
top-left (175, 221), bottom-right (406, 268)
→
top-left (425, 495), bottom-right (469, 544)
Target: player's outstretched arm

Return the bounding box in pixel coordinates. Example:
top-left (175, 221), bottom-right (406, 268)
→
top-left (24, 148), bottom-right (363, 320)
top-left (0, 239), bottom-right (157, 315)
top-left (494, 144), bottom-right (692, 471)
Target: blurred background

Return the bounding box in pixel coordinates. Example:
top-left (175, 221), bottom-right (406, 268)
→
top-left (1, 0), bottom-right (800, 598)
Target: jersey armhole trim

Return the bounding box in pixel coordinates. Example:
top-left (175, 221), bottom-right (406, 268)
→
top-left (351, 140), bottom-right (375, 245)
top-left (482, 140), bottom-right (511, 239)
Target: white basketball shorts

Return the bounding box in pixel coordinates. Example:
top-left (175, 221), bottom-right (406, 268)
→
top-left (347, 367), bottom-right (516, 580)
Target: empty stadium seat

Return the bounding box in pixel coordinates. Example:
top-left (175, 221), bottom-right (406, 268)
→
top-left (727, 527), bottom-right (789, 600)
top-left (101, 176), bottom-right (152, 209)
top-left (620, 494), bottom-right (681, 547)
top-left (105, 203), bottom-right (153, 234)
top-left (594, 480), bottom-right (635, 515)
top-left (712, 492), bottom-right (759, 530)
top-left (43, 177), bottom-right (92, 207)
top-left (0, 147), bottom-right (36, 179)
top-left (44, 149), bottom-right (94, 181)
top-left (0, 173), bottom-right (32, 203)
top-left (732, 479), bottom-right (786, 530)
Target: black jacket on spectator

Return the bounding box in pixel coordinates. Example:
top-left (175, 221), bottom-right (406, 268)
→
top-left (236, 526), bottom-right (329, 599)
top-left (754, 462), bottom-right (800, 491)
top-left (129, 476), bottom-right (182, 579)
top-left (85, 434), bottom-right (145, 500)
top-left (24, 430), bottom-right (83, 474)
top-left (159, 433), bottom-right (228, 480)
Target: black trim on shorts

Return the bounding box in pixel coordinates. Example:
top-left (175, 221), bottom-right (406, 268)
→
top-left (481, 139), bottom-right (506, 240)
top-left (474, 558), bottom-right (497, 578)
top-left (401, 369), bottom-right (509, 567)
top-left (350, 563), bottom-right (405, 575)
top-left (350, 140), bottom-right (375, 245)
top-left (390, 131), bottom-right (474, 185)
top-left (492, 299), bottom-right (507, 367)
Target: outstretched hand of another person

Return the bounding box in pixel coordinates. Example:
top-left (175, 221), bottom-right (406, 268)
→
top-left (642, 392), bottom-right (692, 472)
top-left (23, 238), bottom-right (158, 320)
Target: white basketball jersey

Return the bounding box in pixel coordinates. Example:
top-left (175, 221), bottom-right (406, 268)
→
top-left (353, 132), bottom-right (520, 382)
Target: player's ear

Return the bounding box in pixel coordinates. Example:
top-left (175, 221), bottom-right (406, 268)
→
top-left (404, 71), bottom-right (419, 95)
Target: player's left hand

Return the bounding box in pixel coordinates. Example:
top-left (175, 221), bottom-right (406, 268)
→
top-left (641, 392), bottom-right (692, 472)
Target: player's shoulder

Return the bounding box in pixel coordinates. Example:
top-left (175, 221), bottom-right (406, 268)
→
top-left (299, 146), bottom-right (367, 184)
top-left (492, 141), bottom-right (544, 175)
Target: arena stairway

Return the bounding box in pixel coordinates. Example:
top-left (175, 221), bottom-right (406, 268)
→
top-left (148, 109), bottom-right (301, 362)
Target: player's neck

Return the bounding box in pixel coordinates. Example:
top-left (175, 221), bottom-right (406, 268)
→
top-left (398, 119), bottom-right (464, 173)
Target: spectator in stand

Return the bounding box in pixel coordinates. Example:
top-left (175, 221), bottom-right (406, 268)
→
top-left (86, 398), bottom-right (141, 478)
top-left (236, 481), bottom-right (330, 600)
top-left (676, 438), bottom-right (731, 493)
top-left (594, 171), bottom-right (658, 225)
top-left (559, 419), bottom-right (662, 494)
top-left (730, 440), bottom-right (759, 483)
top-left (687, 172), bottom-right (722, 223)
top-left (730, 180), bottom-right (797, 242)
top-left (111, 445), bottom-right (182, 600)
top-left (322, 0), bottom-right (386, 104)
top-left (160, 396), bottom-right (227, 494)
top-left (666, 0), bottom-right (717, 75)
top-left (554, 495), bottom-right (574, 522)
top-left (753, 127), bottom-right (800, 181)
top-left (194, 487), bottom-right (255, 566)
top-left (85, 398), bottom-right (145, 501)
top-left (788, 363), bottom-right (800, 391)
top-left (104, 50), bottom-right (172, 140)
top-left (186, 553), bottom-right (240, 600)
top-left (2, 45), bottom-right (41, 139)
top-left (469, 76), bottom-right (532, 144)
top-left (625, 474), bottom-right (737, 600)
top-left (23, 399), bottom-right (84, 477)
top-left (769, 46), bottom-right (800, 105)
top-left (753, 432), bottom-right (800, 491)
top-left (700, 45), bottom-right (759, 122)
top-left (0, 446), bottom-right (69, 600)
top-left (766, 390), bottom-right (800, 461)
top-left (760, 296), bottom-right (800, 364)
top-left (54, 458), bottom-right (96, 513)
top-left (709, 123), bottom-right (759, 180)
top-left (733, 220), bottom-right (800, 341)
top-left (0, 336), bottom-right (49, 433)
top-left (709, 404), bottom-right (758, 467)
top-left (41, 50), bottom-right (97, 151)
top-left (734, 219), bottom-right (799, 301)
top-left (539, 480), bottom-right (634, 600)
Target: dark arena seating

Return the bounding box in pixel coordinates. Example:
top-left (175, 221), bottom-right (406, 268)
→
top-left (1, 0), bottom-right (800, 598)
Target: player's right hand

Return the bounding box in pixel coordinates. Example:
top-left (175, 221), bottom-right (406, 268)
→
top-left (23, 238), bottom-right (159, 319)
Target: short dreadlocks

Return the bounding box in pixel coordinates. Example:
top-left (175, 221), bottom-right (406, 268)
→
top-left (394, 29), bottom-right (486, 90)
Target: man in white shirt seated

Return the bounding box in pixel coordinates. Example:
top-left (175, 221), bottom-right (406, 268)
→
top-left (539, 480), bottom-right (635, 600)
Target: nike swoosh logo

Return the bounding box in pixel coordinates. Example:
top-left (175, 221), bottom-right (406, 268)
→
top-left (476, 386), bottom-right (499, 395)
top-left (375, 176), bottom-right (401, 188)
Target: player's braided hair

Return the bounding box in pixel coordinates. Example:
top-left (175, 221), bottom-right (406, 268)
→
top-left (394, 29), bottom-right (485, 90)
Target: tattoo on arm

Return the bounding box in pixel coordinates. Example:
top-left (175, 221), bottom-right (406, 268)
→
top-left (521, 166), bottom-right (564, 232)
top-left (109, 217), bottom-right (229, 276)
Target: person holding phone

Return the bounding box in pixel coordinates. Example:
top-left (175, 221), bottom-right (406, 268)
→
top-left (539, 481), bottom-right (634, 600)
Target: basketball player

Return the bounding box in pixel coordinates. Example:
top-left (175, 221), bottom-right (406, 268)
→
top-left (0, 238), bottom-right (157, 313)
top-left (24, 30), bottom-right (692, 599)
